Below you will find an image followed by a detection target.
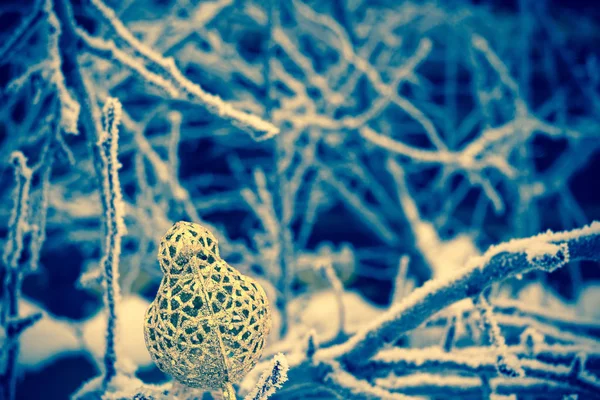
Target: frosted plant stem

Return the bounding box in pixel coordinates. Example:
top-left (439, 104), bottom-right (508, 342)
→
top-left (28, 102), bottom-right (61, 273)
top-left (223, 383), bottom-right (237, 400)
top-left (243, 353), bottom-right (289, 400)
top-left (320, 260), bottom-right (346, 339)
top-left (98, 98), bottom-right (126, 386)
top-left (48, 7), bottom-right (122, 383)
top-left (365, 346), bottom-right (600, 395)
top-left (0, 152), bottom-right (33, 400)
top-left (475, 294), bottom-right (524, 377)
top-left (325, 363), bottom-right (417, 400)
top-left (391, 255), bottom-right (411, 304)
top-left (50, 0), bottom-right (106, 215)
top-left (263, 0), bottom-right (292, 337)
top-left (52, 2), bottom-right (122, 385)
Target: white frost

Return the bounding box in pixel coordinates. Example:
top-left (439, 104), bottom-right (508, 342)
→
top-left (525, 242), bottom-right (569, 272)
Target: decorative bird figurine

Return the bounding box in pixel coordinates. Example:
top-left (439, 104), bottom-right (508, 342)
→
top-left (144, 221), bottom-right (272, 398)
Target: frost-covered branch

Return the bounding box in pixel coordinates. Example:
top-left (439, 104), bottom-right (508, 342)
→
top-left (424, 298), bottom-right (600, 346)
top-left (27, 110), bottom-right (60, 272)
top-left (249, 227), bottom-right (599, 399)
top-left (324, 222), bottom-right (600, 368)
top-left (51, 0), bottom-right (106, 202)
top-left (377, 374), bottom-right (597, 398)
top-left (1, 152), bottom-right (36, 400)
top-left (366, 346), bottom-right (600, 396)
top-left (475, 294), bottom-right (524, 378)
top-left (244, 353), bottom-right (289, 400)
top-left (45, 0), bottom-right (80, 135)
top-left (84, 0), bottom-right (279, 140)
top-left (97, 97), bottom-right (126, 386)
top-left (2, 152), bottom-right (32, 270)
top-left (324, 363), bottom-right (418, 400)
top-left (318, 259), bottom-right (347, 340)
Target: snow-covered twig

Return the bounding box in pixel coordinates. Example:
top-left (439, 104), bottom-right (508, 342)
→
top-left (97, 97), bottom-right (126, 386)
top-left (325, 363), bottom-right (419, 400)
top-left (424, 298), bottom-right (600, 342)
top-left (475, 294), bottom-right (524, 377)
top-left (1, 152), bottom-right (35, 400)
top-left (318, 259), bottom-right (346, 339)
top-left (2, 152), bottom-right (32, 270)
top-left (85, 0), bottom-right (279, 140)
top-left (45, 0), bottom-right (80, 135)
top-left (244, 353), bottom-right (289, 400)
top-left (366, 346), bottom-right (600, 395)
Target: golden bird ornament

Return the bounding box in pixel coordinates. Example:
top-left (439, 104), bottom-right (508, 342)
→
top-left (144, 221), bottom-right (272, 397)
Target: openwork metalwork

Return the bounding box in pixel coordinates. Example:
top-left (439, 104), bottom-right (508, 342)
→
top-left (144, 221), bottom-right (271, 390)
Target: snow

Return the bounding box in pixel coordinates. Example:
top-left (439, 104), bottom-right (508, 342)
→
top-left (19, 296), bottom-right (153, 370)
top-left (18, 300), bottom-right (81, 369)
top-left (82, 295), bottom-right (152, 367)
top-left (487, 221), bottom-right (599, 260)
top-left (525, 242), bottom-right (569, 272)
top-left (287, 289), bottom-right (384, 344)
top-left (414, 224), bottom-right (480, 280)
top-left (72, 373), bottom-right (146, 400)
top-left (327, 366), bottom-right (417, 400)
top-left (577, 284), bottom-right (600, 319)
top-left (376, 372), bottom-right (480, 391)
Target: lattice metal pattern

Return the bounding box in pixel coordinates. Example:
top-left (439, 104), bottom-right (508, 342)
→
top-left (144, 221), bottom-right (272, 390)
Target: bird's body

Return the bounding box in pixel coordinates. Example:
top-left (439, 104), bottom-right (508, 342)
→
top-left (144, 221), bottom-right (271, 391)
